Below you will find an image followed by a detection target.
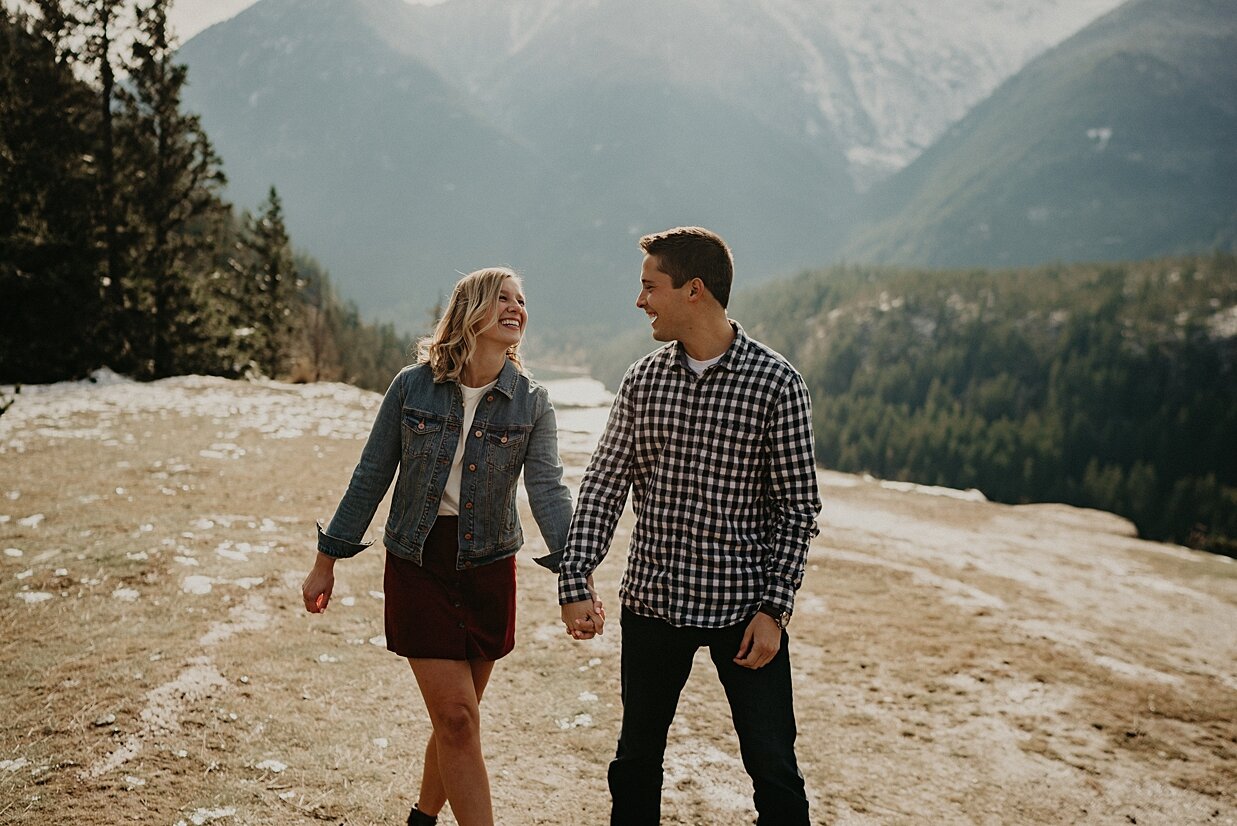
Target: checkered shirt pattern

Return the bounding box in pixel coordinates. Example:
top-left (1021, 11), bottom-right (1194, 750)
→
top-left (559, 322), bottom-right (821, 628)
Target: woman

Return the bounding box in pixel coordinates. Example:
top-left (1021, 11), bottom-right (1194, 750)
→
top-left (301, 268), bottom-right (600, 825)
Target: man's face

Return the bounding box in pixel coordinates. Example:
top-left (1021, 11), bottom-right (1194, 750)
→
top-left (636, 254), bottom-right (692, 342)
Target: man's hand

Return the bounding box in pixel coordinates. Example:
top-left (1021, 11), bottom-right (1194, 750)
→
top-left (733, 612), bottom-right (782, 669)
top-left (587, 573), bottom-right (606, 626)
top-left (562, 598), bottom-right (603, 639)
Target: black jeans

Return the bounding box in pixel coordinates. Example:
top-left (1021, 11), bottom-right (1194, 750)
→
top-left (608, 608), bottom-right (810, 825)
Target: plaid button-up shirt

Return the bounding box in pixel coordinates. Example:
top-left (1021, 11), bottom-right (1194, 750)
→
top-left (559, 322), bottom-right (821, 628)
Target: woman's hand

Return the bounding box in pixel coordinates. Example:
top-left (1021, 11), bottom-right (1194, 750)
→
top-left (301, 552), bottom-right (337, 613)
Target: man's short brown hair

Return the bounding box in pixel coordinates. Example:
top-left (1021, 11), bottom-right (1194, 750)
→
top-left (638, 226), bottom-right (734, 309)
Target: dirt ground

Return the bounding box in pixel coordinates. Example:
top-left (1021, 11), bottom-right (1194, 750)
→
top-left (0, 374), bottom-right (1234, 825)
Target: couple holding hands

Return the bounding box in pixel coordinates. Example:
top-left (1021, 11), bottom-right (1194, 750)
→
top-left (302, 226), bottom-right (822, 825)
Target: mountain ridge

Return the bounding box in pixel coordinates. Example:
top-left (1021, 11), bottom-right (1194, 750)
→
top-left (842, 0), bottom-right (1237, 267)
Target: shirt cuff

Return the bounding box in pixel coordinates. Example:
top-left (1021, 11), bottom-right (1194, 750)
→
top-left (558, 572), bottom-right (592, 605)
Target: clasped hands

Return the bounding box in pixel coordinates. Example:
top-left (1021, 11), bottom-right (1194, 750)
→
top-left (562, 574), bottom-right (606, 639)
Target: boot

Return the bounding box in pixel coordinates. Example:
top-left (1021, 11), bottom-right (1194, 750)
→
top-left (407, 804), bottom-right (437, 825)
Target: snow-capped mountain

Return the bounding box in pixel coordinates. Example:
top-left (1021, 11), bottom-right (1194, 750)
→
top-left (373, 0), bottom-right (1126, 189)
top-left (177, 0), bottom-right (1132, 327)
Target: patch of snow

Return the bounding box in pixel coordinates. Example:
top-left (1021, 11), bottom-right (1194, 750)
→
top-left (199, 594), bottom-right (271, 646)
top-left (556, 713), bottom-right (593, 729)
top-left (877, 479), bottom-right (986, 502)
top-left (175, 806), bottom-right (237, 826)
top-left (182, 575), bottom-right (214, 594)
top-left (85, 658), bottom-right (227, 778)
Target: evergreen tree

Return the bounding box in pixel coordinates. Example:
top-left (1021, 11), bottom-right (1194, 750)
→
top-left (242, 186), bottom-right (295, 377)
top-left (67, 0), bottom-right (131, 363)
top-left (0, 7), bottom-right (104, 382)
top-left (118, 0), bottom-right (226, 378)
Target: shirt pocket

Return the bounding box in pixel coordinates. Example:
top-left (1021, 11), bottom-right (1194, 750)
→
top-left (483, 426), bottom-right (528, 471)
top-left (704, 419), bottom-right (764, 474)
top-left (402, 408), bottom-right (444, 458)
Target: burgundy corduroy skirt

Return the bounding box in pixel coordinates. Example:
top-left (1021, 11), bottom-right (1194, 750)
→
top-left (383, 515), bottom-right (517, 661)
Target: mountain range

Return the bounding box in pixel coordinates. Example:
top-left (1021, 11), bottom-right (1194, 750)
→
top-left (842, 0), bottom-right (1237, 267)
top-left (176, 0), bottom-right (1232, 331)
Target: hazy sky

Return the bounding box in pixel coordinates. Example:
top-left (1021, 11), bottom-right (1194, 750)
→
top-left (168, 0), bottom-right (449, 42)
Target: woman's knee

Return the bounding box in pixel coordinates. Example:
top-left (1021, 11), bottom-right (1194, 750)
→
top-left (432, 700), bottom-right (481, 745)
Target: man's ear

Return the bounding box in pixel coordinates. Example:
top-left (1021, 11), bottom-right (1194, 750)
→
top-left (688, 278), bottom-right (705, 301)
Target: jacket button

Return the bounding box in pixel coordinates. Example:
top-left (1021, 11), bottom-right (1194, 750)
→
top-left (464, 502), bottom-right (473, 510)
top-left (463, 561), bottom-right (473, 569)
top-left (474, 430), bottom-right (482, 438)
top-left (464, 532), bottom-right (472, 540)
top-left (417, 422), bottom-right (425, 430)
top-left (468, 463), bottom-right (477, 472)
top-left (500, 435), bottom-right (508, 444)
top-left (486, 395), bottom-right (494, 402)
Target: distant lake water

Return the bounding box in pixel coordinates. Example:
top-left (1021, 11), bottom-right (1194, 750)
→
top-left (540, 376), bottom-right (612, 457)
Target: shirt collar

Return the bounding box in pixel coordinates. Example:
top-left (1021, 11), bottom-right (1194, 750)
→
top-left (669, 320), bottom-right (751, 374)
top-left (493, 358), bottom-right (520, 398)
top-left (442, 357), bottom-right (520, 397)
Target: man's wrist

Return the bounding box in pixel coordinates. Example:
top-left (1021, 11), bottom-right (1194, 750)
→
top-left (757, 602), bottom-right (791, 629)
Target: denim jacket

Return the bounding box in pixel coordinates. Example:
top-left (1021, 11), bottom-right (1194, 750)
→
top-left (317, 359), bottom-right (571, 570)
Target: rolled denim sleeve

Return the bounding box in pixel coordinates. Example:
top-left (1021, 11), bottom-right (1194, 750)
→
top-left (318, 372), bottom-right (405, 559)
top-left (524, 391), bottom-right (573, 573)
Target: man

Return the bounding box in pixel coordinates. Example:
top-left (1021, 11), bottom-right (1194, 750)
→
top-left (557, 226), bottom-right (821, 824)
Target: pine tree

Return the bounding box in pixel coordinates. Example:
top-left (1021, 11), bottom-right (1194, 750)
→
top-left (117, 0), bottom-right (226, 377)
top-left (242, 186), bottom-right (295, 377)
top-left (0, 6), bottom-right (104, 382)
top-left (65, 0), bottom-right (131, 363)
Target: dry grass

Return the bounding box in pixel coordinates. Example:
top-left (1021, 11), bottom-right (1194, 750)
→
top-left (1, 375), bottom-right (1234, 825)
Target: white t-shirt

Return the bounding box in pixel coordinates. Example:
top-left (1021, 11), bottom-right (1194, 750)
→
top-left (439, 379), bottom-right (498, 515)
top-left (686, 354), bottom-right (722, 375)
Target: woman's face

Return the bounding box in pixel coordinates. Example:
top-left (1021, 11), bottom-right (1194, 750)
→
top-left (475, 276), bottom-right (527, 350)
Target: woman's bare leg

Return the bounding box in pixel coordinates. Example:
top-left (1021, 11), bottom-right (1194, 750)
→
top-left (408, 658), bottom-right (496, 824)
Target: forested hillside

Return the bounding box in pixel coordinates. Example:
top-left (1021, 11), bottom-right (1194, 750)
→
top-left (0, 4), bottom-right (411, 390)
top-left (586, 255), bottom-right (1237, 555)
top-left (735, 256), bottom-right (1237, 556)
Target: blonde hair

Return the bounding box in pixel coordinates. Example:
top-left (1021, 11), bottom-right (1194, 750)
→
top-left (417, 267), bottom-right (524, 382)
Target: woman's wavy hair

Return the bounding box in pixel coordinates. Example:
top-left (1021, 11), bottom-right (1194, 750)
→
top-left (417, 267), bottom-right (524, 383)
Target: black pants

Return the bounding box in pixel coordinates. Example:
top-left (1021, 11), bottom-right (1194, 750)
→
top-left (608, 608), bottom-right (810, 825)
